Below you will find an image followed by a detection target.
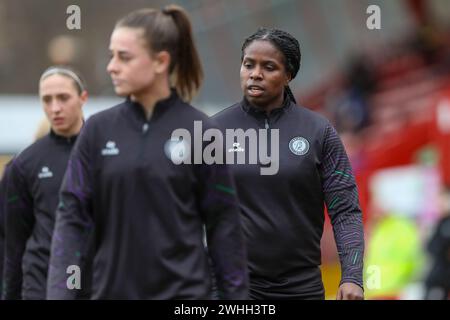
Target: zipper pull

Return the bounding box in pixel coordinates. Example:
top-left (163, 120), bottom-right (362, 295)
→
top-left (142, 123), bottom-right (149, 133)
top-left (265, 118), bottom-right (269, 129)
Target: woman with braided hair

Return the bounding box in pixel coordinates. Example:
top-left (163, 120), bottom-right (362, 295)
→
top-left (213, 28), bottom-right (365, 300)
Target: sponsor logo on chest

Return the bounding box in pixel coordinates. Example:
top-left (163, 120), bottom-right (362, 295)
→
top-left (228, 142), bottom-right (244, 153)
top-left (38, 166), bottom-right (53, 179)
top-left (101, 141), bottom-right (120, 156)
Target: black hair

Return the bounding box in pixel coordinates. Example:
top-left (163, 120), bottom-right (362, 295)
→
top-left (241, 27), bottom-right (301, 104)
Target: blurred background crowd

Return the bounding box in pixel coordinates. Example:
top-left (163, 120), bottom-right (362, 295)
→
top-left (0, 0), bottom-right (449, 299)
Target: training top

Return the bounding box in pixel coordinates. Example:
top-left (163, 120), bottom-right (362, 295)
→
top-left (47, 90), bottom-right (248, 300)
top-left (2, 130), bottom-right (91, 299)
top-left (212, 96), bottom-right (364, 299)
top-left (0, 161), bottom-right (12, 298)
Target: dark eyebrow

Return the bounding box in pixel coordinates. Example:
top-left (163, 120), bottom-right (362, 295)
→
top-left (109, 49), bottom-right (132, 56)
top-left (263, 59), bottom-right (281, 65)
top-left (243, 56), bottom-right (280, 65)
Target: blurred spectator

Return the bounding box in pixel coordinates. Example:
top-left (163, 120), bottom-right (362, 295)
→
top-left (329, 56), bottom-right (376, 134)
top-left (423, 188), bottom-right (450, 300)
top-left (364, 213), bottom-right (424, 299)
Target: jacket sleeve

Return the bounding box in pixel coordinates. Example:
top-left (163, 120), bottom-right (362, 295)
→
top-left (0, 171), bottom-right (4, 297)
top-left (195, 132), bottom-right (249, 300)
top-left (47, 121), bottom-right (94, 300)
top-left (2, 159), bottom-right (35, 299)
top-left (319, 123), bottom-right (365, 289)
top-left (0, 163), bottom-right (11, 298)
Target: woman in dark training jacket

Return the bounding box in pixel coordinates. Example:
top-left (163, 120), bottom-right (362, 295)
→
top-left (213, 28), bottom-right (365, 300)
top-left (2, 66), bottom-right (90, 299)
top-left (0, 161), bottom-right (12, 298)
top-left (47, 5), bottom-right (248, 300)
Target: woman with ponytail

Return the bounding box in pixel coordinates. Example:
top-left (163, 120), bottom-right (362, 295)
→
top-left (213, 28), bottom-right (365, 300)
top-left (47, 5), bottom-right (248, 299)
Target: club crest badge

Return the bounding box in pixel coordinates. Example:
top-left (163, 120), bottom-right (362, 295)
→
top-left (289, 137), bottom-right (309, 156)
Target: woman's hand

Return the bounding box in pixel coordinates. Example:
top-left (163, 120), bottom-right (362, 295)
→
top-left (336, 282), bottom-right (364, 300)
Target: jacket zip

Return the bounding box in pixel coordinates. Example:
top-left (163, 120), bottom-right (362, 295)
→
top-left (138, 119), bottom-right (151, 162)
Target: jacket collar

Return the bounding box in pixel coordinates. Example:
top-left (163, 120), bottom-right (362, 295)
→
top-left (49, 123), bottom-right (83, 145)
top-left (125, 88), bottom-right (179, 122)
top-left (241, 91), bottom-right (293, 120)
top-left (49, 130), bottom-right (78, 145)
